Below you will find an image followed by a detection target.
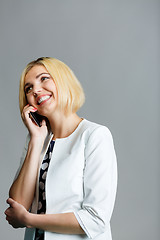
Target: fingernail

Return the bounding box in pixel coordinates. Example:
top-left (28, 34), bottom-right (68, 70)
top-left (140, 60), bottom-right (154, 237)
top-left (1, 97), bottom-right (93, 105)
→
top-left (33, 107), bottom-right (37, 110)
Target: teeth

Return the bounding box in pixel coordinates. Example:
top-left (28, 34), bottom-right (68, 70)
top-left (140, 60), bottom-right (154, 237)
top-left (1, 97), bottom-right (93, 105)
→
top-left (38, 95), bottom-right (50, 104)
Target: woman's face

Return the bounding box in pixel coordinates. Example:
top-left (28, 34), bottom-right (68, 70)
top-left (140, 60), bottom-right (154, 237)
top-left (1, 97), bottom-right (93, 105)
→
top-left (24, 65), bottom-right (58, 117)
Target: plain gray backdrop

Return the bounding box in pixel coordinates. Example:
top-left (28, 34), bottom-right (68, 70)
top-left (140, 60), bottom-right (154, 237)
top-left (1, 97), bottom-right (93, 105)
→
top-left (0, 0), bottom-right (159, 239)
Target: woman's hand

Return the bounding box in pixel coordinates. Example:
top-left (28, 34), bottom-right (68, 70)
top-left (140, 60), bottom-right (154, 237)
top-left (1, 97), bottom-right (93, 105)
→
top-left (5, 198), bottom-right (29, 229)
top-left (21, 104), bottom-right (48, 143)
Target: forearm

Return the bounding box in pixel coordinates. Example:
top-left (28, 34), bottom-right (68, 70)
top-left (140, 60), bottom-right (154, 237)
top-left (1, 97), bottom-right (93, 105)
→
top-left (26, 212), bottom-right (85, 235)
top-left (9, 138), bottom-right (43, 210)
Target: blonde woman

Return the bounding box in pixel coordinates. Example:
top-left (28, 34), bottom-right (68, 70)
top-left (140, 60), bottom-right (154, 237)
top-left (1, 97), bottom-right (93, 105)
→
top-left (5, 57), bottom-right (117, 240)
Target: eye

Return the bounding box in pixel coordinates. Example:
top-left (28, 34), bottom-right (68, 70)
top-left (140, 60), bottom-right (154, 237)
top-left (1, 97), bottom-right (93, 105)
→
top-left (25, 85), bottom-right (33, 94)
top-left (41, 76), bottom-right (50, 81)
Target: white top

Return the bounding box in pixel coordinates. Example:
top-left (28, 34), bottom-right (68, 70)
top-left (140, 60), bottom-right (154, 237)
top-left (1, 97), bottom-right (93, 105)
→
top-left (15, 119), bottom-right (118, 240)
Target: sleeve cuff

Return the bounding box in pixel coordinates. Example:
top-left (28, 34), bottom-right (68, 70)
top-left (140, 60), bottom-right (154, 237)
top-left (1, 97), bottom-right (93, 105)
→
top-left (73, 211), bottom-right (92, 239)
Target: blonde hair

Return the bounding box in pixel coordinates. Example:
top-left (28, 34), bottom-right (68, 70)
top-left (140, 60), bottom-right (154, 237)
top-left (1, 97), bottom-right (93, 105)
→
top-left (19, 57), bottom-right (85, 115)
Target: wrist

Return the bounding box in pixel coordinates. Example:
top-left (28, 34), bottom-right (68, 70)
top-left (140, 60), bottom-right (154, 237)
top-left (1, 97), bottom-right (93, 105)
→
top-left (25, 212), bottom-right (33, 229)
top-left (29, 137), bottom-right (44, 150)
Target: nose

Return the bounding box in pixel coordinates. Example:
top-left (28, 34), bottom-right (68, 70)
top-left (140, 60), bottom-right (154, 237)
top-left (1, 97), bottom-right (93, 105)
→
top-left (32, 83), bottom-right (42, 97)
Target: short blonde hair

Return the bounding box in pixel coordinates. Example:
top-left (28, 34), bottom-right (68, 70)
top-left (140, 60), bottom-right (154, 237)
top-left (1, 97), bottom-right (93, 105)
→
top-left (19, 57), bottom-right (85, 115)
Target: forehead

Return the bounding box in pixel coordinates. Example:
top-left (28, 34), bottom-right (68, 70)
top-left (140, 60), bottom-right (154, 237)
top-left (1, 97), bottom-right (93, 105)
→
top-left (24, 65), bottom-right (49, 83)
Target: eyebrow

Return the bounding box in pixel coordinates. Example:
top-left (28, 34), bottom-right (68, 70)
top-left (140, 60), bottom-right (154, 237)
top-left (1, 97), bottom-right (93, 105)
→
top-left (24, 82), bottom-right (30, 89)
top-left (36, 72), bottom-right (50, 79)
top-left (24, 72), bottom-right (50, 89)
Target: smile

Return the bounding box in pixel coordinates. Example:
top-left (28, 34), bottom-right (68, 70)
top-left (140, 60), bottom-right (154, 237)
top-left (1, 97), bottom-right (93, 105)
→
top-left (37, 95), bottom-right (51, 105)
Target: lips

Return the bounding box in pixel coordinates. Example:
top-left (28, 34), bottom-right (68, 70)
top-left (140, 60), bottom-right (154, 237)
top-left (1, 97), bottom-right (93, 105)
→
top-left (37, 95), bottom-right (52, 105)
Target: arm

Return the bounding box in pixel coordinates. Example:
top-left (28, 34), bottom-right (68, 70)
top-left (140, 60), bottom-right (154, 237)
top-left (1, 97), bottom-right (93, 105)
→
top-left (9, 105), bottom-right (48, 210)
top-left (5, 198), bottom-right (85, 235)
top-left (28, 212), bottom-right (85, 234)
top-left (73, 126), bottom-right (118, 238)
top-left (9, 138), bottom-right (44, 210)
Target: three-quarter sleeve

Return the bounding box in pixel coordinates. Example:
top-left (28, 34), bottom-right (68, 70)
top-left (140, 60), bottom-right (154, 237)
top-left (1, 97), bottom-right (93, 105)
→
top-left (74, 126), bottom-right (117, 239)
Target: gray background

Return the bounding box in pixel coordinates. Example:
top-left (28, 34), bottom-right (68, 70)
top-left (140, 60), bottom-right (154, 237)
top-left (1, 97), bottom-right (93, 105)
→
top-left (0, 0), bottom-right (159, 239)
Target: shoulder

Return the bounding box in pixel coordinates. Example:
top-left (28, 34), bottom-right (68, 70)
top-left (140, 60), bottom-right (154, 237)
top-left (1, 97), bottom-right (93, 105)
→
top-left (79, 118), bottom-right (113, 142)
top-left (81, 119), bottom-right (117, 169)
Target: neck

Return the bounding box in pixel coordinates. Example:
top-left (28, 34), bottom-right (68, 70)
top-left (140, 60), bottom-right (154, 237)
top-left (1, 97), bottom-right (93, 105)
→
top-left (46, 110), bottom-right (82, 140)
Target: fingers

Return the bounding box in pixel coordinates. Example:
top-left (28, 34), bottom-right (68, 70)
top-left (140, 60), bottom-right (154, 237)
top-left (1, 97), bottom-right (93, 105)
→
top-left (21, 104), bottom-right (48, 141)
top-left (21, 105), bottom-right (40, 131)
top-left (41, 119), bottom-right (46, 126)
top-left (4, 207), bottom-right (10, 217)
top-left (5, 214), bottom-right (12, 224)
top-left (5, 199), bottom-right (16, 217)
top-left (5, 215), bottom-right (9, 221)
top-left (21, 104), bottom-right (37, 121)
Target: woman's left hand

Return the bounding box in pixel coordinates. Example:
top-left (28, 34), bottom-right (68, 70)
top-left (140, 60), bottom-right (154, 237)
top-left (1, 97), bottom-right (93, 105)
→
top-left (5, 198), bottom-right (29, 228)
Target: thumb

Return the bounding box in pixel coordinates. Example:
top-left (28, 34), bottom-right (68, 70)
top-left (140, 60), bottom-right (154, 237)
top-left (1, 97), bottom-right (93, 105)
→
top-left (6, 198), bottom-right (16, 207)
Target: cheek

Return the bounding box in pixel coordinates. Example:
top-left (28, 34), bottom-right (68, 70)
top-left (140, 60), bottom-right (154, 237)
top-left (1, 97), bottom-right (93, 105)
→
top-left (51, 82), bottom-right (58, 96)
top-left (45, 81), bottom-right (58, 95)
top-left (25, 95), bottom-right (33, 105)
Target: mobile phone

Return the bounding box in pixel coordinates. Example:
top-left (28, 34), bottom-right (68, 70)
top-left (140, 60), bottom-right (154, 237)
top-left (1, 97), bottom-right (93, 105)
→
top-left (30, 112), bottom-right (43, 127)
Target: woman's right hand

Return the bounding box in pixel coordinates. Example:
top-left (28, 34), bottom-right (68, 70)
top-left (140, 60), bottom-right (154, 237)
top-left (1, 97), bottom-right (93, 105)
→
top-left (21, 104), bottom-right (48, 144)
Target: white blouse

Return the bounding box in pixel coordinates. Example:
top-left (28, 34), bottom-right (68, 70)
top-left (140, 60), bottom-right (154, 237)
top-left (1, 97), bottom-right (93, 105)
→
top-left (15, 119), bottom-right (118, 240)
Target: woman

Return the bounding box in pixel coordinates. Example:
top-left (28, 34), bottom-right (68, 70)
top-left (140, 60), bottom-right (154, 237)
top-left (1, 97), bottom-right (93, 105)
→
top-left (5, 57), bottom-right (117, 240)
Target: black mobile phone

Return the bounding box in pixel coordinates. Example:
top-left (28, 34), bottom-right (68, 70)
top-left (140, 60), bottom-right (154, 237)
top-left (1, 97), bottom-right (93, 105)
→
top-left (30, 112), bottom-right (43, 127)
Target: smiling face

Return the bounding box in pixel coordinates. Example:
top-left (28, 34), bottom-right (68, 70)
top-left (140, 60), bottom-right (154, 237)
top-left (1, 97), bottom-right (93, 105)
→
top-left (24, 65), bottom-right (58, 117)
